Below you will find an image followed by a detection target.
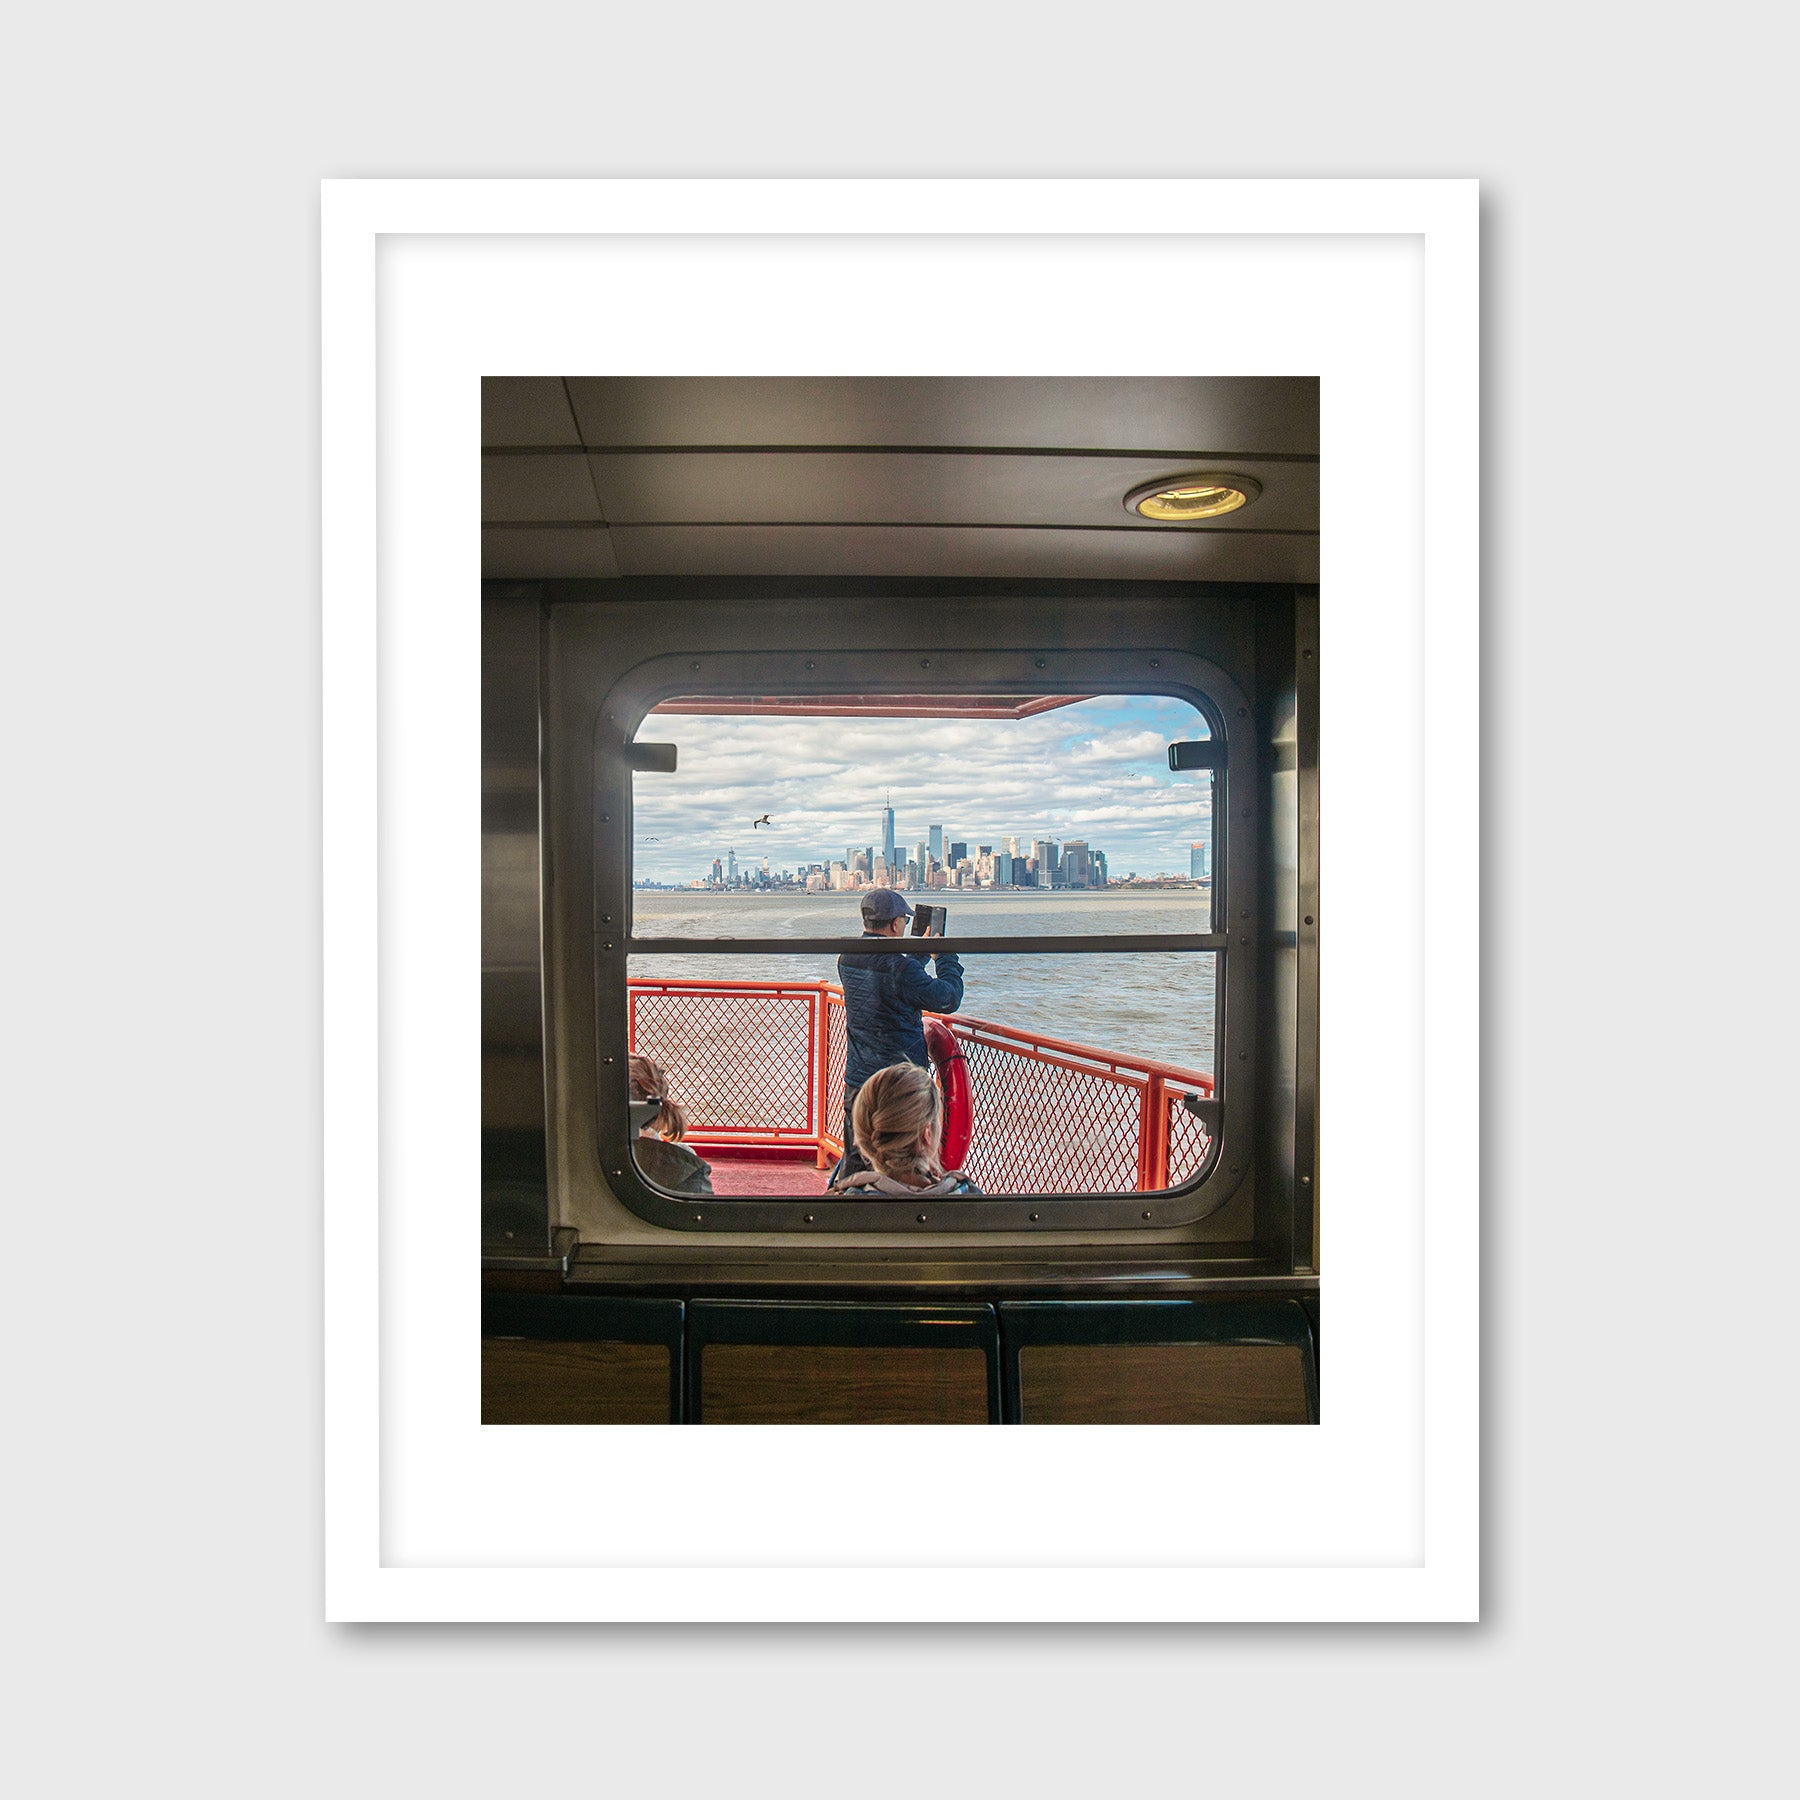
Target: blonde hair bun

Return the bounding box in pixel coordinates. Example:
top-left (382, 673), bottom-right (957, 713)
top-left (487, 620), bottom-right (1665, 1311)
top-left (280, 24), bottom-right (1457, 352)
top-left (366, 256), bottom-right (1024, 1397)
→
top-left (852, 1062), bottom-right (945, 1186)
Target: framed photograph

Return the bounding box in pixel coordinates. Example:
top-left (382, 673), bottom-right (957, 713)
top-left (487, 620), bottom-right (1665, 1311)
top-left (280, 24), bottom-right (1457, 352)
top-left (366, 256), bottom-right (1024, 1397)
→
top-left (323, 178), bottom-right (1477, 1621)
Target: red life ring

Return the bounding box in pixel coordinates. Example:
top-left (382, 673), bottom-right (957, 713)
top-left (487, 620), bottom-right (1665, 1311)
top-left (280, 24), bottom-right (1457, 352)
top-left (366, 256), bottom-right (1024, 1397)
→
top-left (924, 1016), bottom-right (973, 1170)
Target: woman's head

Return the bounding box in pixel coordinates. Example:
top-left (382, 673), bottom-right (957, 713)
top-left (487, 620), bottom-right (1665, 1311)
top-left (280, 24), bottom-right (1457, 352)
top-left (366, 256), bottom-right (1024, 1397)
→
top-left (852, 1062), bottom-right (945, 1186)
top-left (629, 1054), bottom-right (688, 1142)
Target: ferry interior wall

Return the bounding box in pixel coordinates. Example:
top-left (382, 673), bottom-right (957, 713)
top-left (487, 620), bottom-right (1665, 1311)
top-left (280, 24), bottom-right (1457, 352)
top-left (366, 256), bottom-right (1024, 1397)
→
top-left (481, 377), bottom-right (1320, 1425)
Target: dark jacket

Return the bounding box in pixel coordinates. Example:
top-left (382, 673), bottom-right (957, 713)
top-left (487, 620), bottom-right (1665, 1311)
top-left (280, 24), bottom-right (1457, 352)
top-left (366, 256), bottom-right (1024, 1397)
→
top-left (632, 1136), bottom-right (714, 1196)
top-left (827, 1168), bottom-right (984, 1199)
top-left (838, 933), bottom-right (965, 1091)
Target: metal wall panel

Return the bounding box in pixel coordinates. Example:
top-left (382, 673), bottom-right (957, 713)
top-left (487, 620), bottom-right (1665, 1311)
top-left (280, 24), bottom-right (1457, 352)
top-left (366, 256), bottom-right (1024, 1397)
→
top-left (483, 594), bottom-right (551, 1247)
top-left (561, 375), bottom-right (1320, 456)
top-left (603, 523), bottom-right (1317, 584)
top-left (482, 526), bottom-right (620, 580)
top-left (576, 451), bottom-right (1316, 532)
top-left (482, 376), bottom-right (582, 447)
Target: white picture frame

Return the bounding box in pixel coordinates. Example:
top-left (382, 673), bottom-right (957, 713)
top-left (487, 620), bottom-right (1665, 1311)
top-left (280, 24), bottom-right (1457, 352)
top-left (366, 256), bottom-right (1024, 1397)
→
top-left (323, 178), bottom-right (1478, 1622)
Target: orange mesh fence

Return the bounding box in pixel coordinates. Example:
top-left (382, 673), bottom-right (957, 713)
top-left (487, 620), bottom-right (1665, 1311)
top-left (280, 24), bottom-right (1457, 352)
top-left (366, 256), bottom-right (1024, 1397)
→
top-left (1166, 1089), bottom-right (1216, 1185)
top-left (628, 980), bottom-right (818, 1137)
top-left (822, 989), bottom-right (848, 1155)
top-left (951, 1028), bottom-right (1145, 1192)
top-left (625, 979), bottom-right (1213, 1190)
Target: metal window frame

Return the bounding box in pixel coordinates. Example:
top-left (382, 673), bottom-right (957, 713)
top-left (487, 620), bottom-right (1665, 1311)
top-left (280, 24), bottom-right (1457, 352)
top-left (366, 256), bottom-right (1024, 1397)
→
top-left (592, 648), bottom-right (1256, 1233)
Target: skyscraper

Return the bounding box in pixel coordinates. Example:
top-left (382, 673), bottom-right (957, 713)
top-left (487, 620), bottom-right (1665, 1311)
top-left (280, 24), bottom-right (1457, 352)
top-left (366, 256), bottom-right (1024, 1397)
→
top-left (928, 824), bottom-right (944, 863)
top-left (881, 800), bottom-right (896, 870)
top-left (1190, 841), bottom-right (1211, 879)
top-left (727, 848), bottom-right (738, 883)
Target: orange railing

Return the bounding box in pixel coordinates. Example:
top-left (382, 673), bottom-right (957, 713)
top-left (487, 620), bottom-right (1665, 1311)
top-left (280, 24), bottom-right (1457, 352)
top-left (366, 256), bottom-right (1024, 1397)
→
top-left (628, 978), bottom-right (1215, 1194)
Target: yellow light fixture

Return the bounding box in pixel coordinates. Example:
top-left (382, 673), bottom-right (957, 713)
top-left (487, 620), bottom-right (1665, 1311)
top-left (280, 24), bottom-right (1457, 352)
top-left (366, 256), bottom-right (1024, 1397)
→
top-left (1126, 474), bottom-right (1261, 522)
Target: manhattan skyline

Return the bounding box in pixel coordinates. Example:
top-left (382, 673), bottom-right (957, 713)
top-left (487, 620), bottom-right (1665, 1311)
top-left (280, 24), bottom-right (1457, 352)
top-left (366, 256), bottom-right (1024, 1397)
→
top-left (629, 695), bottom-right (1215, 885)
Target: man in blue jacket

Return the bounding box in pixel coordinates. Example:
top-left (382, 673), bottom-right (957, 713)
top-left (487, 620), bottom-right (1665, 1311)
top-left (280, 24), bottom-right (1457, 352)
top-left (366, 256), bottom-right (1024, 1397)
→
top-left (834, 889), bottom-right (965, 1179)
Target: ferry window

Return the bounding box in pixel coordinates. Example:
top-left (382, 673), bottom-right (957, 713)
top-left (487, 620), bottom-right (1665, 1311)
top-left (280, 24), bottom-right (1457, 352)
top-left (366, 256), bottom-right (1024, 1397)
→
top-left (608, 681), bottom-right (1241, 1221)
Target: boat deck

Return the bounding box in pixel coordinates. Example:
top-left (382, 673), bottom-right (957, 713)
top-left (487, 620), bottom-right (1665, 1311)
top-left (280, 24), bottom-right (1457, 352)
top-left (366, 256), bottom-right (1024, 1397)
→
top-left (697, 1148), bottom-right (834, 1196)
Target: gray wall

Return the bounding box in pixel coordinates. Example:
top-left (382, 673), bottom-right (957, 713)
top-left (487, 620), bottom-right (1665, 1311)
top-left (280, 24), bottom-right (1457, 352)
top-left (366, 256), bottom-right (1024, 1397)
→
top-left (9, 10), bottom-right (1785, 1799)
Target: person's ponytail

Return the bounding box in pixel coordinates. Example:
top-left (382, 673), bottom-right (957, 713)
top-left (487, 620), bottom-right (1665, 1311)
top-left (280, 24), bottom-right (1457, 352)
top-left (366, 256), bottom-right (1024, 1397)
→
top-left (629, 1054), bottom-right (689, 1142)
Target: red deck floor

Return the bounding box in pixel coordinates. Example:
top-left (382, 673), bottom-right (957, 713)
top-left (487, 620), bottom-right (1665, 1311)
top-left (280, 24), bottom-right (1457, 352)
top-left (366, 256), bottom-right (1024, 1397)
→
top-left (697, 1149), bottom-right (834, 1196)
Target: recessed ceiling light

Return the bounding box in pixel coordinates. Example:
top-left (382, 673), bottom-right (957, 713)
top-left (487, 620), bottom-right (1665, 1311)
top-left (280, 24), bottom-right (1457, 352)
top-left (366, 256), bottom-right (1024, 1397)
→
top-left (1126, 474), bottom-right (1262, 522)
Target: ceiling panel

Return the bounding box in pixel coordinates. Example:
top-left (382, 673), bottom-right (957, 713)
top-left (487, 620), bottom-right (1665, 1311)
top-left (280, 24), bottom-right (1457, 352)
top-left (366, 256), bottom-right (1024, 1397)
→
top-left (581, 451), bottom-right (1314, 533)
top-left (562, 377), bottom-right (1318, 457)
top-left (482, 452), bottom-right (604, 522)
top-left (481, 378), bottom-right (583, 448)
top-left (609, 525), bottom-right (1317, 584)
top-left (482, 526), bottom-right (620, 579)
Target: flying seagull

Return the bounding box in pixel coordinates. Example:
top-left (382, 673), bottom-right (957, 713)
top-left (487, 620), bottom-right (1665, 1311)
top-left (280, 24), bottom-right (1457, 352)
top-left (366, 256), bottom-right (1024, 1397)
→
top-left (752, 814), bottom-right (772, 828)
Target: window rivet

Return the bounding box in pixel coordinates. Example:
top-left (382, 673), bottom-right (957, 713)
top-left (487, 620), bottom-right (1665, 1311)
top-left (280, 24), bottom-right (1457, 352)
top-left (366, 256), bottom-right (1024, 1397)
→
top-left (604, 1056), bottom-right (615, 1064)
top-left (1301, 1175), bottom-right (1312, 1185)
top-left (610, 1169), bottom-right (622, 1178)
top-left (1238, 1051), bottom-right (1249, 1061)
top-left (601, 813), bottom-right (610, 822)
top-left (805, 1213), bottom-right (815, 1223)
top-left (1239, 908), bottom-right (1249, 919)
top-left (1034, 658), bottom-right (1047, 669)
top-left (917, 1214), bottom-right (928, 1223)
top-left (1304, 915), bottom-right (1315, 926)
top-left (1237, 706), bottom-right (1247, 717)
top-left (690, 662), bottom-right (701, 671)
top-left (919, 658), bottom-right (930, 668)
top-left (1149, 658), bottom-right (1161, 669)
top-left (1029, 1212), bottom-right (1040, 1221)
top-left (1240, 807), bottom-right (1250, 817)
top-left (1238, 935), bottom-right (1248, 945)
top-left (1303, 648), bottom-right (1314, 659)
top-left (1141, 1210), bottom-right (1152, 1221)
top-left (604, 943), bottom-right (614, 951)
top-left (694, 1215), bottom-right (702, 1223)
top-left (805, 660), bottom-right (816, 670)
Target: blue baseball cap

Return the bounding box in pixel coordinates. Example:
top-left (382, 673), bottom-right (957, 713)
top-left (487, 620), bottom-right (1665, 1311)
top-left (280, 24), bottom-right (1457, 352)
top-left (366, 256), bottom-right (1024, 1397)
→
top-left (860, 889), bottom-right (914, 924)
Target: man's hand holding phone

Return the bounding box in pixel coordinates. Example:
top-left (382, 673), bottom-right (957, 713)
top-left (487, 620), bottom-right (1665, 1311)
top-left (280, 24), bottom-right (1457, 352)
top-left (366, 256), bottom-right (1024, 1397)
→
top-left (909, 902), bottom-right (947, 938)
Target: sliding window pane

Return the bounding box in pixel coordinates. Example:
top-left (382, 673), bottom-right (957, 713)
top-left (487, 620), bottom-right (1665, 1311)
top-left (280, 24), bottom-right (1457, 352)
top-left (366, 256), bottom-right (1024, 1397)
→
top-left (629, 694), bottom-right (1217, 937)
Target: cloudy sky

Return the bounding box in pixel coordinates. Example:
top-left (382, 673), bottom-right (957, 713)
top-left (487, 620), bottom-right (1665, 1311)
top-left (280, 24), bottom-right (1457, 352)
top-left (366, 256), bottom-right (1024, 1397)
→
top-left (631, 695), bottom-right (1214, 883)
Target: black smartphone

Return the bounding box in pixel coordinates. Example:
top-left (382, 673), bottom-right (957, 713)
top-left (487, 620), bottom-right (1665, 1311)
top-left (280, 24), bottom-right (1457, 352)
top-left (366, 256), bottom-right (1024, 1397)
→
top-left (910, 902), bottom-right (946, 936)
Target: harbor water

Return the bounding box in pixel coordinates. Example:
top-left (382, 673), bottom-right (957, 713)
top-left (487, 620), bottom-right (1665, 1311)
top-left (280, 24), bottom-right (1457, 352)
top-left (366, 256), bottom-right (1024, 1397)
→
top-left (630, 888), bottom-right (1217, 1075)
